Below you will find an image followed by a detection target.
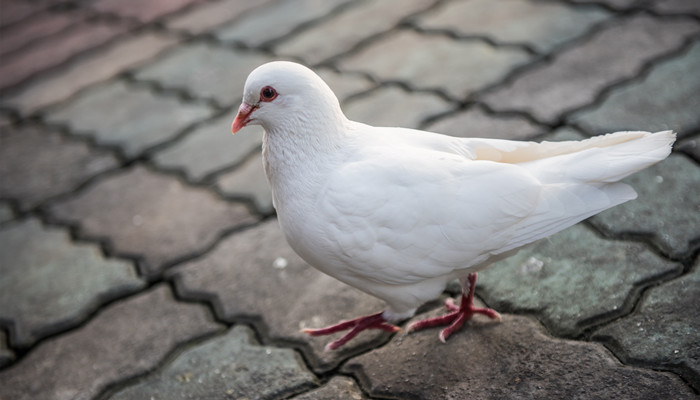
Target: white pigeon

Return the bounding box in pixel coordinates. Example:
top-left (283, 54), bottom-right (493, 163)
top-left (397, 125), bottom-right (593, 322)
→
top-left (231, 61), bottom-right (675, 350)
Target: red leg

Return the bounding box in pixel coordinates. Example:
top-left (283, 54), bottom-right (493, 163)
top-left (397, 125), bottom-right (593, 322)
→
top-left (407, 273), bottom-right (501, 342)
top-left (302, 311), bottom-right (400, 351)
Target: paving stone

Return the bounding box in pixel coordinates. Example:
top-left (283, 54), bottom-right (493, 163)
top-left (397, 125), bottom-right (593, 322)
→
top-left (290, 376), bottom-right (368, 400)
top-left (214, 0), bottom-right (355, 47)
top-left (165, 0), bottom-right (274, 34)
top-left (0, 9), bottom-right (87, 57)
top-left (90, 0), bottom-right (206, 22)
top-left (0, 202), bottom-right (13, 224)
top-left (676, 134), bottom-right (699, 162)
top-left (477, 224), bottom-right (681, 337)
top-left (0, 0), bottom-right (53, 27)
top-left (338, 29), bottom-right (532, 99)
top-left (568, 0), bottom-right (639, 9)
top-left (0, 19), bottom-right (134, 90)
top-left (317, 68), bottom-right (376, 103)
top-left (134, 43), bottom-right (273, 106)
top-left (0, 330), bottom-right (14, 368)
top-left (0, 31), bottom-right (179, 115)
top-left (45, 81), bottom-right (214, 158)
top-left (416, 0), bottom-right (610, 54)
top-left (0, 124), bottom-right (119, 211)
top-left (48, 166), bottom-right (257, 277)
top-left (108, 325), bottom-right (318, 400)
top-left (0, 218), bottom-right (145, 348)
top-left (651, 0), bottom-right (700, 16)
top-left (342, 313), bottom-right (694, 399)
top-left (481, 15), bottom-right (700, 124)
top-left (0, 285), bottom-right (224, 400)
top-left (153, 113), bottom-right (264, 182)
top-left (274, 0), bottom-right (438, 65)
top-left (343, 86), bottom-right (453, 128)
top-left (594, 259), bottom-right (700, 390)
top-left (216, 152), bottom-right (273, 215)
top-left (170, 219), bottom-right (388, 373)
top-left (588, 154), bottom-right (700, 258)
top-left (570, 39), bottom-right (700, 138)
top-left (425, 104), bottom-right (546, 140)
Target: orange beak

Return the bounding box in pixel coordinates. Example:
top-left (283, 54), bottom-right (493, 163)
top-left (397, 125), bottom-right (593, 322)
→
top-left (231, 102), bottom-right (256, 134)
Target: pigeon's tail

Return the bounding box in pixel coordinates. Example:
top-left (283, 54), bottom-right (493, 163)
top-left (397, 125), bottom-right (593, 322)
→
top-left (521, 130), bottom-right (676, 184)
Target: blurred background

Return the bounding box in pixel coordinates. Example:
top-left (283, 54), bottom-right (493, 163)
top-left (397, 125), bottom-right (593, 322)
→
top-left (0, 0), bottom-right (698, 399)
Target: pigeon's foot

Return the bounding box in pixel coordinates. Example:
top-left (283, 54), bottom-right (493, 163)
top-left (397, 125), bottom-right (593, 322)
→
top-left (301, 311), bottom-right (400, 351)
top-left (407, 273), bottom-right (501, 343)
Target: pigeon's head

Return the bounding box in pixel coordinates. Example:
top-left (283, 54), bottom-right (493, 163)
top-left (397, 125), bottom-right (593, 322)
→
top-left (232, 61), bottom-right (344, 134)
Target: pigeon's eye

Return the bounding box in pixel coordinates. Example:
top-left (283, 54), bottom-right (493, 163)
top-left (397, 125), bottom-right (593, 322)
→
top-left (260, 86), bottom-right (278, 102)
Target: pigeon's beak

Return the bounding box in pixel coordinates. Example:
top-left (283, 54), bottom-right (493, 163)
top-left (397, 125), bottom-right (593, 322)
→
top-left (231, 102), bottom-right (256, 134)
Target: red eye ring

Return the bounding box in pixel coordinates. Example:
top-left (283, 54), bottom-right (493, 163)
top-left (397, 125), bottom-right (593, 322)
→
top-left (260, 86), bottom-right (278, 102)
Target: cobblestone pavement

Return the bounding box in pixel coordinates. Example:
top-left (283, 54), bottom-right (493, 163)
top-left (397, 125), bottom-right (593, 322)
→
top-left (1, 0), bottom-right (698, 399)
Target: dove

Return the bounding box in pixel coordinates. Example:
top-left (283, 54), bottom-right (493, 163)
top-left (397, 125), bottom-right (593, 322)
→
top-left (231, 61), bottom-right (675, 351)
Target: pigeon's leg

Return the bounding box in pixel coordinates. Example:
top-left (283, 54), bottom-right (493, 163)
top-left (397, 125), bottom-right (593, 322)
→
top-left (302, 311), bottom-right (400, 351)
top-left (407, 273), bottom-right (501, 342)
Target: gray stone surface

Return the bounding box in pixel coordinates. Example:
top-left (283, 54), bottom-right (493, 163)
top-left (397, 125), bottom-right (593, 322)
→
top-left (594, 260), bottom-right (700, 390)
top-left (48, 166), bottom-right (257, 277)
top-left (170, 219), bottom-right (388, 373)
top-left (0, 202), bottom-right (13, 224)
top-left (343, 313), bottom-right (695, 400)
top-left (134, 43), bottom-right (274, 106)
top-left (290, 376), bottom-right (368, 400)
top-left (425, 104), bottom-right (546, 140)
top-left (0, 124), bottom-right (119, 211)
top-left (589, 154), bottom-right (700, 258)
top-left (477, 224), bottom-right (681, 337)
top-left (45, 81), bottom-right (214, 159)
top-left (0, 218), bottom-right (145, 348)
top-left (153, 113), bottom-right (264, 182)
top-left (339, 29), bottom-right (532, 99)
top-left (0, 285), bottom-right (223, 400)
top-left (108, 325), bottom-right (318, 400)
top-left (275, 0), bottom-right (438, 65)
top-left (0, 32), bottom-right (180, 115)
top-left (481, 15), bottom-right (700, 123)
top-left (317, 68), bottom-right (376, 103)
top-left (165, 0), bottom-right (273, 34)
top-left (676, 134), bottom-right (699, 162)
top-left (416, 0), bottom-right (610, 53)
top-left (651, 0), bottom-right (700, 16)
top-left (0, 331), bottom-right (15, 369)
top-left (215, 0), bottom-right (354, 47)
top-left (344, 86), bottom-right (452, 128)
top-left (0, 9), bottom-right (87, 57)
top-left (570, 39), bottom-right (700, 138)
top-left (216, 152), bottom-right (273, 215)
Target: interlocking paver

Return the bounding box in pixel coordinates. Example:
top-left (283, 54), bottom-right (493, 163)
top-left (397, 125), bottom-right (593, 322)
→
top-left (0, 218), bottom-right (145, 348)
top-left (343, 86), bottom-right (452, 128)
top-left (0, 0), bottom-right (53, 27)
top-left (290, 376), bottom-right (368, 400)
top-left (153, 114), bottom-right (264, 182)
top-left (594, 260), bottom-right (700, 390)
top-left (0, 31), bottom-right (179, 115)
top-left (651, 0), bottom-right (700, 16)
top-left (343, 313), bottom-right (695, 399)
top-left (0, 285), bottom-right (223, 400)
top-left (170, 219), bottom-right (388, 373)
top-left (317, 68), bottom-right (376, 102)
top-left (215, 0), bottom-right (354, 47)
top-left (416, 0), bottom-right (610, 53)
top-left (165, 0), bottom-right (273, 34)
top-left (568, 0), bottom-right (638, 9)
top-left (0, 19), bottom-right (134, 90)
top-left (477, 224), bottom-right (681, 337)
top-left (0, 202), bottom-right (13, 224)
top-left (108, 325), bottom-right (317, 400)
top-left (570, 39), bottom-right (700, 138)
top-left (588, 154), bottom-right (700, 258)
top-left (48, 166), bottom-right (257, 277)
top-left (0, 9), bottom-right (86, 57)
top-left (90, 0), bottom-right (206, 23)
top-left (481, 14), bottom-right (700, 124)
top-left (274, 0), bottom-right (438, 65)
top-left (133, 43), bottom-right (273, 106)
top-left (216, 152), bottom-right (273, 215)
top-left (45, 81), bottom-right (214, 159)
top-left (0, 124), bottom-right (119, 211)
top-left (425, 104), bottom-right (546, 140)
top-left (338, 29), bottom-right (532, 99)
